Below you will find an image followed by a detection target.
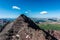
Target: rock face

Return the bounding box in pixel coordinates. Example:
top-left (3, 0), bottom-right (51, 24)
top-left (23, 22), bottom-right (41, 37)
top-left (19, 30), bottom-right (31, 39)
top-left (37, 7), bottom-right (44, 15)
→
top-left (47, 30), bottom-right (60, 40)
top-left (0, 14), bottom-right (58, 40)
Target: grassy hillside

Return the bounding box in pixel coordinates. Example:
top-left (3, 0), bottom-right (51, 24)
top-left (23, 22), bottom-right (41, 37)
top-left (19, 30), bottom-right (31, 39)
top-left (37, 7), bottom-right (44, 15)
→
top-left (38, 24), bottom-right (60, 30)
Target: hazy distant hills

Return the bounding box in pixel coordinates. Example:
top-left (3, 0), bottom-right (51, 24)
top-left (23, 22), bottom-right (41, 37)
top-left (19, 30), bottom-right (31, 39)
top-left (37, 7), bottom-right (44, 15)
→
top-left (0, 18), bottom-right (16, 27)
top-left (0, 18), bottom-right (16, 22)
top-left (0, 18), bottom-right (60, 24)
top-left (31, 18), bottom-right (60, 23)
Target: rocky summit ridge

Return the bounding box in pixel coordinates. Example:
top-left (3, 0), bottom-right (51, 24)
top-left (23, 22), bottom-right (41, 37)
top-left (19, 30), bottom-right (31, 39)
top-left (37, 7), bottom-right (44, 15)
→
top-left (0, 14), bottom-right (58, 40)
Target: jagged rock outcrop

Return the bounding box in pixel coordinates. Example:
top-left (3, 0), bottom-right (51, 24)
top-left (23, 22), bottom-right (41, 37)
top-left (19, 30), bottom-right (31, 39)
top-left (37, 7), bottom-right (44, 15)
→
top-left (47, 30), bottom-right (60, 40)
top-left (0, 14), bottom-right (58, 40)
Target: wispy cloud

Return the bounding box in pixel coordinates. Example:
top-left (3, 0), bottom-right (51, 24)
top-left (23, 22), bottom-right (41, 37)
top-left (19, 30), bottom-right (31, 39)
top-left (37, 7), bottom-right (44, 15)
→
top-left (25, 11), bottom-right (29, 13)
top-left (40, 11), bottom-right (48, 15)
top-left (12, 6), bottom-right (20, 10)
top-left (25, 10), bottom-right (31, 13)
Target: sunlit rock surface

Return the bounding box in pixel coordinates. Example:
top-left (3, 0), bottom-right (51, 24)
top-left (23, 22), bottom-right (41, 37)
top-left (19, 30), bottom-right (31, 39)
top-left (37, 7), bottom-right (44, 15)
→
top-left (0, 14), bottom-right (58, 40)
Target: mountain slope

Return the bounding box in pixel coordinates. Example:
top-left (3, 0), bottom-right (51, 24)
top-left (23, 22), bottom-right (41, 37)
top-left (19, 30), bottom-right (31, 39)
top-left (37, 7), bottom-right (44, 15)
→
top-left (0, 14), bottom-right (57, 40)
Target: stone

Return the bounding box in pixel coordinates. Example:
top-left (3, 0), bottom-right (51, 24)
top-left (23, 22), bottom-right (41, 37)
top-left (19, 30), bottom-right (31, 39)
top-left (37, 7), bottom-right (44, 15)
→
top-left (0, 14), bottom-right (58, 40)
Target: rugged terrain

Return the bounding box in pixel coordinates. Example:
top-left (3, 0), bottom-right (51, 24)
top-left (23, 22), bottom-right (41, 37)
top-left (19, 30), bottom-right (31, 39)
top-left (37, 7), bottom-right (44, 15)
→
top-left (0, 14), bottom-right (60, 40)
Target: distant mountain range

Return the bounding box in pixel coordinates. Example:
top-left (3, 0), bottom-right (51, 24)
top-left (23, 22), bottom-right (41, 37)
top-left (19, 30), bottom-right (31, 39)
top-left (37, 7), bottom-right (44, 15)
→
top-left (0, 18), bottom-right (16, 22)
top-left (0, 18), bottom-right (60, 24)
top-left (31, 18), bottom-right (60, 23)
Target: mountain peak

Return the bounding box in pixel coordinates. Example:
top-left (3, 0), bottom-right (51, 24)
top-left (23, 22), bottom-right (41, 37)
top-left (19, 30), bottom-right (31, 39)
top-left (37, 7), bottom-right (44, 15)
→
top-left (0, 14), bottom-right (57, 40)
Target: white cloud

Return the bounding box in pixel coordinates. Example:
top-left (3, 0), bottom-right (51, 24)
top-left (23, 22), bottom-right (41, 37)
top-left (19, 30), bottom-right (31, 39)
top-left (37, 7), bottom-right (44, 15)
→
top-left (40, 11), bottom-right (48, 15)
top-left (25, 11), bottom-right (29, 13)
top-left (25, 10), bottom-right (31, 13)
top-left (12, 6), bottom-right (20, 10)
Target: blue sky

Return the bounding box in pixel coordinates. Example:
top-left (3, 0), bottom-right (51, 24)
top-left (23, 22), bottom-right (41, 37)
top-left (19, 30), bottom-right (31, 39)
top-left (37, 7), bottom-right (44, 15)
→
top-left (0, 0), bottom-right (60, 18)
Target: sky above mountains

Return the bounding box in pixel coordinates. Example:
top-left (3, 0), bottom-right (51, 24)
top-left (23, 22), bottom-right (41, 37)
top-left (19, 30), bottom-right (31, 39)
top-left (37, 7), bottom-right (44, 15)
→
top-left (0, 0), bottom-right (60, 18)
